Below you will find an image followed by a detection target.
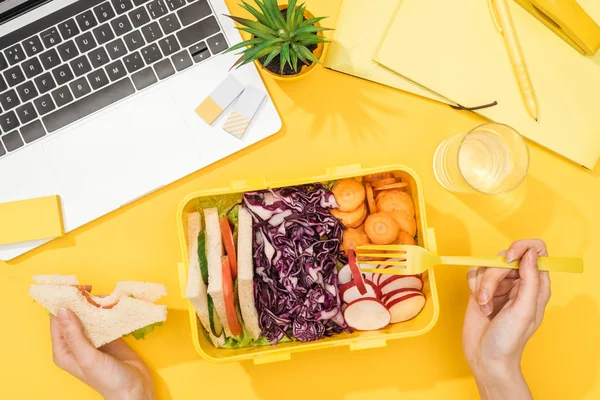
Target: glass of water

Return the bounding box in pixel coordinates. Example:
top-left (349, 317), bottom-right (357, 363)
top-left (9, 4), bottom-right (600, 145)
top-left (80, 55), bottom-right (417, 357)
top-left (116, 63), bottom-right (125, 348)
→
top-left (433, 123), bottom-right (529, 195)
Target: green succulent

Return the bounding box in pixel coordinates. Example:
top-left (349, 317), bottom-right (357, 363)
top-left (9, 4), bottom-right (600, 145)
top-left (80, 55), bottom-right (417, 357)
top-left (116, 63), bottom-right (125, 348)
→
top-left (224, 0), bottom-right (330, 74)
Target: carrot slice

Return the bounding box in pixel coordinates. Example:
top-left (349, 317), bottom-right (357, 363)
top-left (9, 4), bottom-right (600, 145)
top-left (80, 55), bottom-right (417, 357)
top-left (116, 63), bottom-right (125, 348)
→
top-left (341, 227), bottom-right (370, 253)
top-left (376, 190), bottom-right (415, 217)
top-left (365, 183), bottom-right (377, 214)
top-left (375, 182), bottom-right (408, 191)
top-left (331, 203), bottom-right (367, 228)
top-left (221, 257), bottom-right (243, 336)
top-left (220, 217), bottom-right (238, 280)
top-left (364, 212), bottom-right (400, 244)
top-left (386, 210), bottom-right (417, 236)
top-left (370, 178), bottom-right (398, 189)
top-left (397, 231), bottom-right (417, 245)
top-left (332, 179), bottom-right (366, 212)
top-left (363, 173), bottom-right (394, 183)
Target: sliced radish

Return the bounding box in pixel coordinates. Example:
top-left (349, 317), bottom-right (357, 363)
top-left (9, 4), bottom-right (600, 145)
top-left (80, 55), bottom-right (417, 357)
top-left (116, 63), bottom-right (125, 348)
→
top-left (382, 288), bottom-right (422, 305)
top-left (348, 249), bottom-right (367, 294)
top-left (338, 264), bottom-right (353, 285)
top-left (340, 280), bottom-right (381, 304)
top-left (344, 298), bottom-right (391, 331)
top-left (376, 263), bottom-right (409, 287)
top-left (360, 263), bottom-right (383, 283)
top-left (380, 276), bottom-right (423, 296)
top-left (387, 293), bottom-right (426, 323)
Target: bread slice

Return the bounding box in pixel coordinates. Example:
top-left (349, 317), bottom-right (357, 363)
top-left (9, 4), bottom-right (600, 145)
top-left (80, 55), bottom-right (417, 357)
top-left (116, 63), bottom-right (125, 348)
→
top-left (92, 282), bottom-right (167, 307)
top-left (204, 208), bottom-right (232, 337)
top-left (29, 285), bottom-right (167, 348)
top-left (237, 207), bottom-right (261, 340)
top-left (185, 212), bottom-right (224, 347)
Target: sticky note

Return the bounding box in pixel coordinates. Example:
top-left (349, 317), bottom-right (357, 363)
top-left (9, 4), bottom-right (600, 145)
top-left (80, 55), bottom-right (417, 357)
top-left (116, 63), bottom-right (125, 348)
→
top-left (0, 195), bottom-right (64, 246)
top-left (195, 74), bottom-right (244, 124)
top-left (223, 85), bottom-right (266, 138)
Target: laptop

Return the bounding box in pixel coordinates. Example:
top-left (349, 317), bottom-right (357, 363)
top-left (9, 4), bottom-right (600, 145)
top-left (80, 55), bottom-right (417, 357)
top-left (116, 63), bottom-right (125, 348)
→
top-left (0, 0), bottom-right (282, 261)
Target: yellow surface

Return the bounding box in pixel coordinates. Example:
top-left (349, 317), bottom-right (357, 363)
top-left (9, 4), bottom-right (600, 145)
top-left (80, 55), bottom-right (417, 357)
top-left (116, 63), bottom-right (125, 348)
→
top-left (0, 195), bottom-right (63, 245)
top-left (1, 1), bottom-right (598, 399)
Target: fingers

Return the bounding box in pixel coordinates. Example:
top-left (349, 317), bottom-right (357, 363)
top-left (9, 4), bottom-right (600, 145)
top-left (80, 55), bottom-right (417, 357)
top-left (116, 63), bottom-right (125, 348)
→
top-left (50, 315), bottom-right (70, 368)
top-left (57, 308), bottom-right (99, 370)
top-left (505, 239), bottom-right (548, 262)
top-left (514, 249), bottom-right (541, 314)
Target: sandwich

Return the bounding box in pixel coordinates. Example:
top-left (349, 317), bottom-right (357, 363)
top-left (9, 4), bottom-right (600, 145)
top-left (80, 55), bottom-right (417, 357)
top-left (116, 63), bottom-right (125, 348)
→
top-left (185, 204), bottom-right (261, 347)
top-left (29, 275), bottom-right (167, 348)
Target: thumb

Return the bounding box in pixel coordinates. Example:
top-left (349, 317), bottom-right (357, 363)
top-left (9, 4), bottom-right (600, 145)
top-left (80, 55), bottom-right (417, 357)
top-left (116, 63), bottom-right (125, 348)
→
top-left (514, 249), bottom-right (541, 315)
top-left (57, 308), bottom-right (99, 370)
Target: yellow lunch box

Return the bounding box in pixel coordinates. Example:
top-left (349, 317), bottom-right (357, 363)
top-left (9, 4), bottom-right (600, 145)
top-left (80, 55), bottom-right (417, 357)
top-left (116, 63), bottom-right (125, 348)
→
top-left (176, 164), bottom-right (440, 364)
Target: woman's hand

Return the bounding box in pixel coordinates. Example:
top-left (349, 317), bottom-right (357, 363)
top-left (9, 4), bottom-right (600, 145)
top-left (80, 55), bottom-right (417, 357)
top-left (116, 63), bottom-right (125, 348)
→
top-left (50, 308), bottom-right (154, 400)
top-left (462, 239), bottom-right (551, 400)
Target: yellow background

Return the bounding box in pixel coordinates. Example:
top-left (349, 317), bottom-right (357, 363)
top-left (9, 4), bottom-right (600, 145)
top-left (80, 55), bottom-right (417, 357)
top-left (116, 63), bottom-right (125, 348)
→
top-left (1, 1), bottom-right (598, 399)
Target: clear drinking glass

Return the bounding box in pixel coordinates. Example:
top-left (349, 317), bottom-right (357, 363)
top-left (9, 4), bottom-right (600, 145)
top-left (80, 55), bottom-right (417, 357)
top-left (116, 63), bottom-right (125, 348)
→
top-left (433, 122), bottom-right (529, 195)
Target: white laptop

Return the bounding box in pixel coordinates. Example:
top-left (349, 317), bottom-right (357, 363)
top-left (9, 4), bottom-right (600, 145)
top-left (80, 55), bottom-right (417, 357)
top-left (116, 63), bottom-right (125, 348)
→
top-left (0, 0), bottom-right (282, 261)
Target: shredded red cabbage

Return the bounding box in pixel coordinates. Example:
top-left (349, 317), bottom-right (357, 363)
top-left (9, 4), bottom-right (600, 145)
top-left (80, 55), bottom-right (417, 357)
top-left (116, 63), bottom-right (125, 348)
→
top-left (243, 184), bottom-right (351, 344)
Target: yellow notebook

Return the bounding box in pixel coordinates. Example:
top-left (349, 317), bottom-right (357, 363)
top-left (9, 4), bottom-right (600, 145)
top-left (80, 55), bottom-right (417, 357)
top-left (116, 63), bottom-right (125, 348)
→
top-left (376, 0), bottom-right (600, 169)
top-left (324, 0), bottom-right (453, 105)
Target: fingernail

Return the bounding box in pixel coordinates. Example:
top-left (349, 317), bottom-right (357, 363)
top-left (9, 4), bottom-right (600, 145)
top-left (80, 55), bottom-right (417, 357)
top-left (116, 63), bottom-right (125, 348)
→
top-left (57, 308), bottom-right (70, 325)
top-left (528, 249), bottom-right (537, 263)
top-left (478, 290), bottom-right (489, 305)
top-left (506, 250), bottom-right (516, 263)
top-left (481, 302), bottom-right (493, 316)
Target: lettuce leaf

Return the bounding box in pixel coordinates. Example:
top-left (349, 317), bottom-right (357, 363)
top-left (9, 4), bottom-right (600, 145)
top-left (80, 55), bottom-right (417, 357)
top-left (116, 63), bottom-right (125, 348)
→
top-left (195, 194), bottom-right (243, 226)
top-left (129, 322), bottom-right (163, 340)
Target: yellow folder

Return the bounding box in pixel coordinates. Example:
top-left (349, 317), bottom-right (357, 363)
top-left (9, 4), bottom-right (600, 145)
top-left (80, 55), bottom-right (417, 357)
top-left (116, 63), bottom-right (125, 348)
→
top-left (376, 0), bottom-right (600, 169)
top-left (0, 195), bottom-right (64, 246)
top-left (323, 0), bottom-right (453, 105)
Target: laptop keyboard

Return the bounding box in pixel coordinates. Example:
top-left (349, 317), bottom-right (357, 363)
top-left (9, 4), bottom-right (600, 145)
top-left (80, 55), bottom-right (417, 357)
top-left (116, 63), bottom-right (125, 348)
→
top-left (0, 0), bottom-right (229, 158)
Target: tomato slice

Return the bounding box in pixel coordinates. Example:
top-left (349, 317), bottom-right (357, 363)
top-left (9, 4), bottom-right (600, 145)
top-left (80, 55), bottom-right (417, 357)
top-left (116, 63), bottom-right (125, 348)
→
top-left (220, 217), bottom-right (238, 280)
top-left (221, 257), bottom-right (243, 336)
top-left (348, 249), bottom-right (368, 295)
top-left (76, 286), bottom-right (118, 309)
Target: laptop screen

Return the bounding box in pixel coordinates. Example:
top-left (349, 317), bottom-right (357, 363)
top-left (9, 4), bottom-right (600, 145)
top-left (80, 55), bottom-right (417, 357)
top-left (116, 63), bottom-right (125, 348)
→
top-left (0, 0), bottom-right (51, 25)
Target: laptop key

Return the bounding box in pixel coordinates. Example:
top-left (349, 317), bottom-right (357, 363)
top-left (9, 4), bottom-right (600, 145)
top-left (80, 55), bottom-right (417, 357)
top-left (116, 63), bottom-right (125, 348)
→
top-left (171, 49), bottom-right (192, 71)
top-left (130, 6), bottom-right (151, 28)
top-left (112, 0), bottom-right (134, 14)
top-left (159, 14), bottom-right (181, 35)
top-left (70, 56), bottom-right (93, 77)
top-left (124, 51), bottom-right (145, 73)
top-left (75, 32), bottom-right (98, 53)
top-left (147, 0), bottom-right (168, 19)
top-left (2, 131), bottom-right (23, 152)
top-left (22, 36), bottom-right (43, 57)
top-left (43, 78), bottom-right (136, 132)
top-left (141, 43), bottom-right (162, 64)
top-left (0, 89), bottom-right (20, 110)
top-left (124, 30), bottom-right (145, 51)
top-left (58, 19), bottom-right (80, 40)
top-left (20, 120), bottom-right (46, 143)
top-left (154, 58), bottom-right (174, 79)
top-left (34, 72), bottom-right (56, 94)
top-left (111, 15), bottom-right (134, 36)
top-left (132, 67), bottom-right (157, 90)
top-left (141, 22), bottom-right (163, 43)
top-left (88, 69), bottom-right (110, 90)
top-left (52, 85), bottom-right (74, 107)
top-left (207, 33), bottom-right (227, 54)
top-left (94, 2), bottom-right (116, 23)
top-left (177, 16), bottom-right (219, 47)
top-left (134, 0), bottom-right (151, 5)
top-left (105, 59), bottom-right (127, 81)
top-left (4, 65), bottom-right (25, 86)
top-left (93, 23), bottom-right (116, 46)
top-left (22, 57), bottom-right (43, 79)
top-left (34, 94), bottom-right (56, 116)
top-left (76, 10), bottom-right (98, 32)
top-left (165, 0), bottom-right (186, 11)
top-left (106, 38), bottom-right (128, 59)
top-left (52, 64), bottom-right (74, 86)
top-left (189, 41), bottom-right (209, 63)
top-left (0, 53), bottom-right (7, 71)
top-left (178, 1), bottom-right (211, 26)
top-left (0, 111), bottom-right (20, 133)
top-left (0, 142), bottom-right (5, 157)
top-left (158, 35), bottom-right (180, 56)
top-left (90, 47), bottom-right (110, 68)
top-left (40, 27), bottom-right (62, 48)
top-left (16, 81), bottom-right (38, 102)
top-left (0, 75), bottom-right (7, 92)
top-left (70, 77), bottom-right (92, 98)
top-left (4, 44), bottom-right (26, 65)
top-left (40, 48), bottom-right (61, 70)
top-left (57, 40), bottom-right (79, 62)
top-left (15, 103), bottom-right (37, 125)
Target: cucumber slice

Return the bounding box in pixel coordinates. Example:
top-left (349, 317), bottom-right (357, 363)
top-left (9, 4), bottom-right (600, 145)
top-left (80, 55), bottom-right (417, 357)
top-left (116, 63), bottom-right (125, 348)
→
top-left (197, 231), bottom-right (209, 285)
top-left (207, 295), bottom-right (223, 337)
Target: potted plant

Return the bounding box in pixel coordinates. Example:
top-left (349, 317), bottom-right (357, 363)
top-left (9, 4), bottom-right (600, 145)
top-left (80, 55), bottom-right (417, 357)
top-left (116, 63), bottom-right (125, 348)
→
top-left (224, 0), bottom-right (331, 80)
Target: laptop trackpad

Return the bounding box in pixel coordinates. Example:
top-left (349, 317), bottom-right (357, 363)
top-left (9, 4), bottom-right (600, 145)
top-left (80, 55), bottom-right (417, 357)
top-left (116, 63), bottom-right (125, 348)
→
top-left (43, 88), bottom-right (200, 229)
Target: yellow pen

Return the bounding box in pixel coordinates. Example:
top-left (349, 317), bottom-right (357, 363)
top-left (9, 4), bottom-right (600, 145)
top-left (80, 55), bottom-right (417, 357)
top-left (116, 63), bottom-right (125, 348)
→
top-left (489, 0), bottom-right (539, 121)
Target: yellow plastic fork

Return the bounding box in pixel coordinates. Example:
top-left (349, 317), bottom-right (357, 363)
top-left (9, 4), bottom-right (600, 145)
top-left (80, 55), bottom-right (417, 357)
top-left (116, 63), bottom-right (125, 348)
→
top-left (356, 245), bottom-right (584, 276)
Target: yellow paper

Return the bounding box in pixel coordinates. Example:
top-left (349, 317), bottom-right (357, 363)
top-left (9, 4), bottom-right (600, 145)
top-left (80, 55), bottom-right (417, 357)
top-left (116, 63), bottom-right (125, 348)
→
top-left (0, 195), bottom-right (64, 246)
top-left (376, 0), bottom-right (600, 169)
